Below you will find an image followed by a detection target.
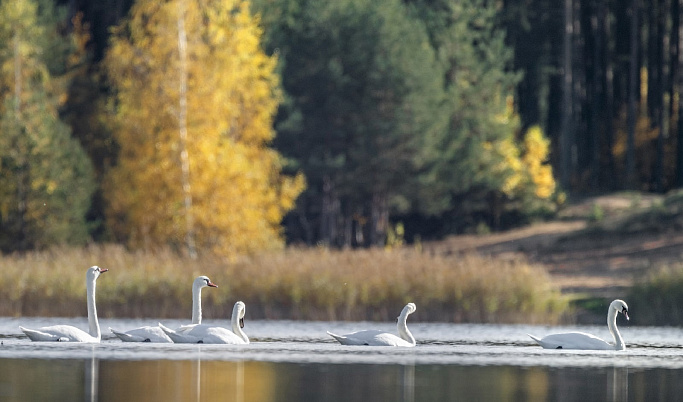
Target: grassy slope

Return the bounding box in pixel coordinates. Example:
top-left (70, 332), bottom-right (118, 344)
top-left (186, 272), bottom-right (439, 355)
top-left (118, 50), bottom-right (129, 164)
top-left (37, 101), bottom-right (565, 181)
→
top-left (431, 190), bottom-right (683, 324)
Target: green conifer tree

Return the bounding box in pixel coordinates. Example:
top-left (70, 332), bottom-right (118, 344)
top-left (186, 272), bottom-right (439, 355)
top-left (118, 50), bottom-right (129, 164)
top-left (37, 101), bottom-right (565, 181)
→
top-left (0, 0), bottom-right (95, 250)
top-left (255, 0), bottom-right (446, 246)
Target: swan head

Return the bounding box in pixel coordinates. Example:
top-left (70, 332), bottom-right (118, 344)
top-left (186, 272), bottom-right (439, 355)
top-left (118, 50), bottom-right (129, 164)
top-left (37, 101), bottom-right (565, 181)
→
top-left (194, 275), bottom-right (217, 289)
top-left (87, 266), bottom-right (108, 281)
top-left (397, 303), bottom-right (416, 320)
top-left (233, 301), bottom-right (246, 328)
top-left (610, 299), bottom-right (629, 321)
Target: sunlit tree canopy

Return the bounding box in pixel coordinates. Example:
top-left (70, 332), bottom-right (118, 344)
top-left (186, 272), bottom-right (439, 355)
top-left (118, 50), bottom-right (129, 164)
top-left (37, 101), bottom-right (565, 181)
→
top-left (105, 0), bottom-right (304, 257)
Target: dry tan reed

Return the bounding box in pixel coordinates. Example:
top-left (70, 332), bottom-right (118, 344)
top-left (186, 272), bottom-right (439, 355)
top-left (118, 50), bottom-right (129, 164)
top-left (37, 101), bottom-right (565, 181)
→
top-left (0, 244), bottom-right (568, 323)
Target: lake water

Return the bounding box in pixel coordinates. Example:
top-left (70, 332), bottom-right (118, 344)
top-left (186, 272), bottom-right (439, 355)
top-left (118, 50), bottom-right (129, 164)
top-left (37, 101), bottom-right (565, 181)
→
top-left (1, 317), bottom-right (682, 401)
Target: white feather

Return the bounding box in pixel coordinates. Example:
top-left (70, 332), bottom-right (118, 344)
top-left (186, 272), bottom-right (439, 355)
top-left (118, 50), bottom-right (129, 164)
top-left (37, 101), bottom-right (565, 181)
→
top-left (327, 303), bottom-right (417, 347)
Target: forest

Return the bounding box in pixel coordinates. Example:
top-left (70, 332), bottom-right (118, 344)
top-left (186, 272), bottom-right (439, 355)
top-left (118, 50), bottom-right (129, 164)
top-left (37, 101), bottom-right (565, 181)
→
top-left (0, 0), bottom-right (680, 257)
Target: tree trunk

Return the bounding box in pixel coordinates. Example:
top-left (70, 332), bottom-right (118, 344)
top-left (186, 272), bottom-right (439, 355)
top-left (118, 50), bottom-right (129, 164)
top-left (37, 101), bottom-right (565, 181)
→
top-left (655, 0), bottom-right (670, 193)
top-left (677, 0), bottom-right (683, 186)
top-left (13, 31), bottom-right (28, 251)
top-left (369, 192), bottom-right (388, 247)
top-left (627, 0), bottom-right (639, 188)
top-left (320, 175), bottom-right (339, 247)
top-left (603, 0), bottom-right (616, 190)
top-left (177, 0), bottom-right (197, 258)
top-left (560, 0), bottom-right (574, 190)
top-left (591, 0), bottom-right (604, 190)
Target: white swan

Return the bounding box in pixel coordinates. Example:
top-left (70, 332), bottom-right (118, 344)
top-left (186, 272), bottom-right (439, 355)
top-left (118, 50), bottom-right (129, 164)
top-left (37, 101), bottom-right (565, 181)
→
top-left (327, 303), bottom-right (417, 347)
top-left (20, 266), bottom-right (108, 342)
top-left (159, 301), bottom-right (249, 344)
top-left (110, 275), bottom-right (217, 342)
top-left (528, 299), bottom-right (630, 350)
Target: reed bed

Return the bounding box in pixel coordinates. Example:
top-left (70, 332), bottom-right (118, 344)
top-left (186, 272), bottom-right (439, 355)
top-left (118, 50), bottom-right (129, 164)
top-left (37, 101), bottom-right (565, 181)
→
top-left (629, 263), bottom-right (683, 326)
top-left (0, 244), bottom-right (568, 324)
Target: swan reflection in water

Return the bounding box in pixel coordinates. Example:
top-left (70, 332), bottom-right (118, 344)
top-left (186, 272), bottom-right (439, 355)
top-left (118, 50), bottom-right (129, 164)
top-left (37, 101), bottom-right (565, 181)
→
top-left (85, 346), bottom-right (98, 402)
top-left (608, 367), bottom-right (628, 402)
top-left (193, 347), bottom-right (245, 402)
top-left (401, 364), bottom-right (415, 402)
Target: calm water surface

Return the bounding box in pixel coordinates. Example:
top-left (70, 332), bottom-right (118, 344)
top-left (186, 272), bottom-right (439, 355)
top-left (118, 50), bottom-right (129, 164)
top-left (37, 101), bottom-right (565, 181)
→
top-left (0, 317), bottom-right (682, 401)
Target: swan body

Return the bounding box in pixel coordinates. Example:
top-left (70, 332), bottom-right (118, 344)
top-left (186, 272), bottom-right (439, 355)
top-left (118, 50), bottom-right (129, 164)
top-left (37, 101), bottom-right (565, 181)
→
top-left (20, 266), bottom-right (108, 342)
top-left (109, 326), bottom-right (172, 343)
top-left (110, 276), bottom-right (217, 343)
top-left (529, 299), bottom-right (629, 350)
top-left (160, 301), bottom-right (249, 344)
top-left (327, 303), bottom-right (417, 347)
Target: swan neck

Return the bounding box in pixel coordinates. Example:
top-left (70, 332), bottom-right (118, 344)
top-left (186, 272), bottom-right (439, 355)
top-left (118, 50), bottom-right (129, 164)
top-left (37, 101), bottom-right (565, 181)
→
top-left (232, 313), bottom-right (249, 343)
top-left (607, 307), bottom-right (624, 350)
top-left (86, 277), bottom-right (100, 340)
top-left (191, 285), bottom-right (202, 325)
top-left (397, 314), bottom-right (415, 346)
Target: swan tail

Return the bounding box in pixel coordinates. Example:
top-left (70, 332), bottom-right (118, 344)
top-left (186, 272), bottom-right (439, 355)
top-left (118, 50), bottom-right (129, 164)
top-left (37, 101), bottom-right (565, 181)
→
top-left (158, 323), bottom-right (175, 336)
top-left (159, 323), bottom-right (199, 344)
top-left (528, 334), bottom-right (543, 345)
top-left (20, 326), bottom-right (59, 342)
top-left (110, 327), bottom-right (142, 342)
top-left (326, 331), bottom-right (346, 344)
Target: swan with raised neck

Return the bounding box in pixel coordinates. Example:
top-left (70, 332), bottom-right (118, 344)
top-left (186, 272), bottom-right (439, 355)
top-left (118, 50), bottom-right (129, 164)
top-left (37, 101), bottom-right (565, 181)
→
top-left (20, 266), bottom-right (108, 342)
top-left (529, 299), bottom-right (629, 350)
top-left (191, 275), bottom-right (218, 324)
top-left (110, 275), bottom-right (216, 342)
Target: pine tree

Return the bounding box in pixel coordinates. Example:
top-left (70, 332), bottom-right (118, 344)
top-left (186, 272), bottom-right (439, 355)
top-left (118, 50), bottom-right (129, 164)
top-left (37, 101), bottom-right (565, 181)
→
top-left (255, 0), bottom-right (446, 246)
top-left (104, 0), bottom-right (304, 257)
top-left (406, 0), bottom-right (553, 230)
top-left (0, 0), bottom-right (95, 251)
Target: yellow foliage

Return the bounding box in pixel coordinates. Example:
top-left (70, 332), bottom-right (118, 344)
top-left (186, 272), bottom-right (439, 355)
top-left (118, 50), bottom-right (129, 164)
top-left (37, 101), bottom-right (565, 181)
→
top-left (522, 126), bottom-right (555, 199)
top-left (499, 137), bottom-right (524, 196)
top-left (104, 0), bottom-right (304, 258)
top-left (484, 125), bottom-right (555, 200)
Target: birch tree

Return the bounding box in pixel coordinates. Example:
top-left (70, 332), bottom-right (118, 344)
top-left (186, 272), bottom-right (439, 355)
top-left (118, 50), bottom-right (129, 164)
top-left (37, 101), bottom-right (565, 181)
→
top-left (105, 0), bottom-right (304, 257)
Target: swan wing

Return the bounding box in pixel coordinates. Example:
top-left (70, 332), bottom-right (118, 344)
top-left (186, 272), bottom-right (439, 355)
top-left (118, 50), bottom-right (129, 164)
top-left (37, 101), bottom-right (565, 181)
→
top-left (158, 323), bottom-right (203, 344)
top-left (371, 332), bottom-right (414, 347)
top-left (200, 327), bottom-right (247, 344)
top-left (175, 323), bottom-right (198, 334)
top-left (327, 331), bottom-right (355, 345)
top-left (327, 330), bottom-right (412, 347)
top-left (327, 331), bottom-right (359, 345)
top-left (21, 325), bottom-right (96, 342)
top-left (180, 324), bottom-right (247, 344)
top-left (110, 326), bottom-right (172, 343)
top-left (531, 332), bottom-right (614, 350)
top-left (20, 326), bottom-right (63, 342)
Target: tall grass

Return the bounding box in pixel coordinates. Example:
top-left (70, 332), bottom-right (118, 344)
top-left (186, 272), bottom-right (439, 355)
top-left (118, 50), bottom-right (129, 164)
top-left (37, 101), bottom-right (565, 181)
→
top-left (629, 263), bottom-right (683, 326)
top-left (0, 244), bottom-right (568, 323)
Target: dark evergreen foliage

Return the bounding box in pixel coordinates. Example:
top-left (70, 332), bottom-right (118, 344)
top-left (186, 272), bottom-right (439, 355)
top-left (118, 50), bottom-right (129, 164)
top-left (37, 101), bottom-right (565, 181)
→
top-left (5, 0), bottom-right (682, 250)
top-left (0, 0), bottom-right (95, 251)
